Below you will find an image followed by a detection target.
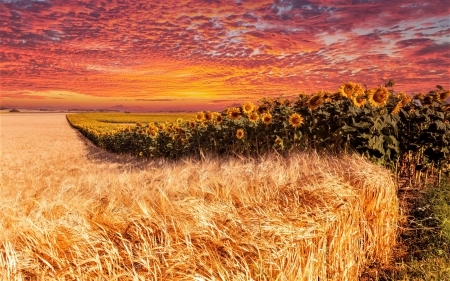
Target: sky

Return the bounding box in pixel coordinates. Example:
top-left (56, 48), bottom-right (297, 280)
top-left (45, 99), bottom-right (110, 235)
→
top-left (0, 0), bottom-right (449, 112)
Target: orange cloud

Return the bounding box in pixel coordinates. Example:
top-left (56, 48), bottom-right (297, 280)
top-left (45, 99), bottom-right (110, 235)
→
top-left (1, 0), bottom-right (449, 111)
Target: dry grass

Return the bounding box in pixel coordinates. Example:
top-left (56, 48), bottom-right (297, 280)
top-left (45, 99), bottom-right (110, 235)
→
top-left (0, 113), bottom-right (399, 280)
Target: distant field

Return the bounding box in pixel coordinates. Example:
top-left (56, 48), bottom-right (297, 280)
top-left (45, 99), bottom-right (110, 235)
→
top-left (67, 112), bottom-right (196, 134)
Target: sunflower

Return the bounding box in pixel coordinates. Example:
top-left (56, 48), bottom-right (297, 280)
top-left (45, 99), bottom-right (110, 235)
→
top-left (215, 115), bottom-right (223, 124)
top-left (261, 113), bottom-right (273, 125)
top-left (149, 125), bottom-right (159, 133)
top-left (274, 136), bottom-right (283, 145)
top-left (242, 102), bottom-right (255, 115)
top-left (308, 92), bottom-right (324, 110)
top-left (189, 120), bottom-right (196, 129)
top-left (391, 101), bottom-right (402, 115)
top-left (139, 152), bottom-right (143, 156)
top-left (136, 122), bottom-right (143, 127)
top-left (367, 86), bottom-right (390, 107)
top-left (236, 129), bottom-right (244, 139)
top-left (413, 93), bottom-right (425, 101)
top-left (289, 113), bottom-right (303, 128)
top-left (196, 111), bottom-right (205, 122)
top-left (158, 123), bottom-right (166, 131)
top-left (397, 92), bottom-right (412, 106)
top-left (172, 134), bottom-right (180, 141)
top-left (176, 118), bottom-right (183, 124)
top-left (248, 112), bottom-right (259, 123)
top-left (338, 82), bottom-right (364, 99)
top-left (149, 129), bottom-right (158, 138)
top-left (322, 91), bottom-right (334, 103)
top-left (125, 127), bottom-right (130, 132)
top-left (166, 127), bottom-right (173, 134)
top-left (422, 94), bottom-right (433, 106)
top-left (257, 105), bottom-right (269, 114)
top-left (437, 90), bottom-right (450, 102)
top-left (353, 97), bottom-right (367, 107)
top-left (227, 107), bottom-right (241, 120)
top-left (204, 111), bottom-right (213, 122)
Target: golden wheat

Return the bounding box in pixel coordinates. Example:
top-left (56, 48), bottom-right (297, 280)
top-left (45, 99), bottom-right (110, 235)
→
top-left (0, 113), bottom-right (398, 280)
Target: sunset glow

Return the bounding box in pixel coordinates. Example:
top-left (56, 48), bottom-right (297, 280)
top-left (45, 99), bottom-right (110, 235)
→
top-left (1, 0), bottom-right (449, 111)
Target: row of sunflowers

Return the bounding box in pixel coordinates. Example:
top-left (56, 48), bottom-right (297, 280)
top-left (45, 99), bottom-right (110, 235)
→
top-left (67, 82), bottom-right (450, 179)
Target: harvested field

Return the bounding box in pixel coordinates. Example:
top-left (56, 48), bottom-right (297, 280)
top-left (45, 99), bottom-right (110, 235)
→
top-left (0, 113), bottom-right (399, 280)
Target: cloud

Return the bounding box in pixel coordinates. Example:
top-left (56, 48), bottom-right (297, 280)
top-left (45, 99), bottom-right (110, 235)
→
top-left (0, 0), bottom-right (448, 110)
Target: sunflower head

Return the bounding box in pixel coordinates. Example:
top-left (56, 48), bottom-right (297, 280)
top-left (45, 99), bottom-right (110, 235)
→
top-left (261, 113), bottom-right (273, 125)
top-left (196, 111), bottom-right (205, 122)
top-left (227, 107), bottom-right (241, 120)
top-left (242, 102), bottom-right (255, 115)
top-left (158, 123), bottom-right (166, 131)
top-left (136, 122), bottom-right (143, 127)
top-left (257, 105), bottom-right (270, 114)
top-left (236, 129), bottom-right (244, 139)
top-left (308, 92), bottom-right (324, 110)
top-left (204, 111), bottom-right (213, 121)
top-left (339, 82), bottom-right (354, 98)
top-left (437, 90), bottom-right (450, 102)
top-left (413, 93), bottom-right (425, 101)
top-left (353, 97), bottom-right (367, 107)
top-left (422, 94), bottom-right (434, 106)
top-left (367, 86), bottom-right (390, 107)
top-left (149, 129), bottom-right (158, 138)
top-left (172, 134), bottom-right (180, 141)
top-left (248, 112), bottom-right (259, 123)
top-left (274, 136), bottom-right (283, 145)
top-left (339, 82), bottom-right (365, 100)
top-left (189, 120), bottom-right (196, 129)
top-left (391, 101), bottom-right (402, 115)
top-left (176, 118), bottom-right (183, 124)
top-left (125, 127), bottom-right (130, 132)
top-left (215, 115), bottom-right (223, 124)
top-left (397, 92), bottom-right (412, 106)
top-left (289, 113), bottom-right (303, 128)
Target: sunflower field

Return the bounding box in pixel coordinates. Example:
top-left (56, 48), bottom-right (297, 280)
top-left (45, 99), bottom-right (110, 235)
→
top-left (67, 82), bottom-right (450, 182)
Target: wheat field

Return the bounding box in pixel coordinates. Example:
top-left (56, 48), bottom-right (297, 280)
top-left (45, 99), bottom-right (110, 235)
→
top-left (0, 113), bottom-right (399, 280)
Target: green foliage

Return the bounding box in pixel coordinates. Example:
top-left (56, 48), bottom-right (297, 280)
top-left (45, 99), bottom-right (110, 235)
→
top-left (382, 178), bottom-right (450, 280)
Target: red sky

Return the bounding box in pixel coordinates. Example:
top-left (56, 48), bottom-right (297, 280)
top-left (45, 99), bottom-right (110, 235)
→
top-left (1, 0), bottom-right (449, 111)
